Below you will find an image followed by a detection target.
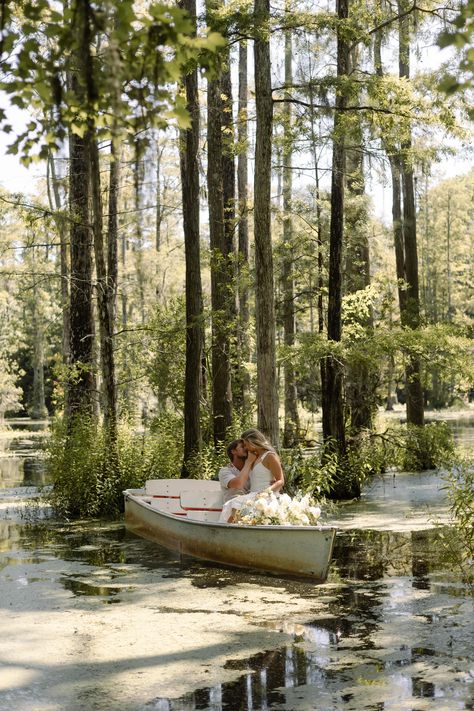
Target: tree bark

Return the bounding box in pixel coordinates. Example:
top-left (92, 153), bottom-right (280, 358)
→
top-left (156, 138), bottom-right (164, 252)
top-left (68, 125), bottom-right (96, 419)
top-left (207, 70), bottom-right (233, 444)
top-left (375, 1), bottom-right (424, 428)
top-left (89, 135), bottom-right (117, 436)
top-left (254, 0), bottom-right (279, 445)
top-left (236, 39), bottom-right (250, 410)
top-left (206, 0), bottom-right (233, 444)
top-left (323, 0), bottom-right (348, 459)
top-left (307, 67), bottom-right (326, 415)
top-left (47, 151), bottom-right (70, 374)
top-left (107, 141), bottom-right (119, 327)
top-left (180, 0), bottom-right (203, 469)
top-left (398, 0), bottom-right (424, 426)
top-left (281, 17), bottom-right (299, 447)
top-left (30, 287), bottom-right (48, 420)
top-left (344, 46), bottom-right (375, 434)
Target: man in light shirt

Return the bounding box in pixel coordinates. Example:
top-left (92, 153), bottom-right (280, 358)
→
top-left (218, 439), bottom-right (251, 504)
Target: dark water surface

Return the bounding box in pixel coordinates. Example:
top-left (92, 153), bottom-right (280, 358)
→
top-left (0, 415), bottom-right (473, 710)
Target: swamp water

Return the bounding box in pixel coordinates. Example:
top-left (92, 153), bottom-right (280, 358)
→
top-left (0, 419), bottom-right (473, 711)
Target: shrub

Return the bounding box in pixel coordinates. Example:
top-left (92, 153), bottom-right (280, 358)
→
top-left (443, 462), bottom-right (474, 584)
top-left (401, 422), bottom-right (456, 471)
top-left (280, 447), bottom-right (338, 499)
top-left (46, 413), bottom-right (190, 518)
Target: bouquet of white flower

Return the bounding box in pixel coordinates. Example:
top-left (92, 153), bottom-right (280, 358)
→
top-left (233, 489), bottom-right (322, 526)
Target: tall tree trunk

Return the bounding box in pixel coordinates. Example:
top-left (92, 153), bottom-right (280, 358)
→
top-left (281, 18), bottom-right (299, 447)
top-left (68, 125), bottom-right (96, 419)
top-left (207, 70), bottom-right (233, 444)
top-left (107, 141), bottom-right (119, 327)
top-left (72, 0), bottom-right (118, 437)
top-left (133, 146), bottom-right (146, 325)
top-left (222, 48), bottom-right (242, 415)
top-left (324, 0), bottom-right (360, 498)
top-left (374, 13), bottom-right (408, 318)
top-left (66, 2), bottom-right (96, 421)
top-left (180, 0), bottom-right (203, 469)
top-left (47, 151), bottom-right (70, 374)
top-left (307, 68), bottom-right (326, 415)
top-left (30, 287), bottom-right (48, 420)
top-left (254, 0), bottom-right (279, 445)
top-left (398, 0), bottom-right (424, 426)
top-left (156, 138), bottom-right (164, 252)
top-left (89, 138), bottom-right (117, 437)
top-left (236, 39), bottom-right (250, 410)
top-left (206, 0), bottom-right (233, 444)
top-left (344, 47), bottom-right (375, 434)
top-left (375, 2), bottom-right (424, 428)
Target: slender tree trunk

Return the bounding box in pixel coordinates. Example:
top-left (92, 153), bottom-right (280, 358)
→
top-left (65, 2), bottom-right (97, 421)
top-left (89, 136), bottom-right (117, 436)
top-left (31, 287), bottom-right (48, 420)
top-left (221, 48), bottom-right (241, 414)
top-left (307, 72), bottom-right (326, 414)
top-left (236, 39), bottom-right (250, 410)
top-left (156, 138), bottom-right (164, 252)
top-left (133, 146), bottom-right (146, 325)
top-left (180, 0), bottom-right (203, 469)
top-left (281, 18), bottom-right (299, 447)
top-left (68, 125), bottom-right (96, 419)
top-left (398, 0), bottom-right (424, 426)
top-left (207, 70), bottom-right (233, 444)
top-left (221, 56), bottom-right (235, 267)
top-left (446, 193), bottom-right (452, 320)
top-left (374, 14), bottom-right (408, 317)
top-left (323, 0), bottom-right (348, 460)
top-left (389, 154), bottom-right (408, 314)
top-left (206, 0), bottom-right (233, 444)
top-left (375, 1), bottom-right (424, 427)
top-left (107, 141), bottom-right (119, 326)
top-left (47, 152), bottom-right (70, 374)
top-left (344, 47), bottom-right (375, 434)
top-left (73, 0), bottom-right (118, 437)
top-left (254, 0), bottom-right (279, 445)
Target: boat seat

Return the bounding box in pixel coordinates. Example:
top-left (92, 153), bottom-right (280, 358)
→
top-left (149, 497), bottom-right (187, 516)
top-left (145, 479), bottom-right (221, 497)
top-left (179, 490), bottom-right (223, 522)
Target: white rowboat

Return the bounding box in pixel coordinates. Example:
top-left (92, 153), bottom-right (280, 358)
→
top-left (124, 480), bottom-right (336, 580)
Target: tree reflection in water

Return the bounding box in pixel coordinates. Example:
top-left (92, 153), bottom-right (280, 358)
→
top-left (146, 528), bottom-right (472, 711)
top-left (1, 506), bottom-right (472, 710)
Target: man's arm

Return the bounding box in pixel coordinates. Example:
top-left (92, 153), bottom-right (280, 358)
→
top-left (227, 452), bottom-right (256, 489)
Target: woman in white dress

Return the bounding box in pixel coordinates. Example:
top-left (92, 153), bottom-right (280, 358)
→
top-left (219, 429), bottom-right (284, 522)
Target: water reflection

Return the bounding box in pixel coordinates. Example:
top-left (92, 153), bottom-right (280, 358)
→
top-left (1, 515), bottom-right (471, 711)
top-left (0, 420), bottom-right (49, 488)
top-left (1, 414), bottom-right (473, 711)
top-left (140, 529), bottom-right (471, 711)
top-left (146, 634), bottom-right (470, 710)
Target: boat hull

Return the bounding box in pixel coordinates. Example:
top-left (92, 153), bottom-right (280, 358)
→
top-left (124, 490), bottom-right (336, 580)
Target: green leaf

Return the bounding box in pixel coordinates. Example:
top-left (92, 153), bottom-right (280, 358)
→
top-left (168, 105), bottom-right (191, 129)
top-left (70, 123), bottom-right (87, 138)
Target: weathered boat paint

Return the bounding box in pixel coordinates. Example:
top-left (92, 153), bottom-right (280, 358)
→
top-left (124, 489), bottom-right (336, 581)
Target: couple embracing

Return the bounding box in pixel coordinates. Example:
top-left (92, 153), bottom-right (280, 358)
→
top-left (218, 429), bottom-right (284, 523)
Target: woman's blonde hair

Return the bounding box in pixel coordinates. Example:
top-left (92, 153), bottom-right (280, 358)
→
top-left (241, 428), bottom-right (274, 452)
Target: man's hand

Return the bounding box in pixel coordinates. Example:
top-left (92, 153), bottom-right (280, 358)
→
top-left (246, 451), bottom-right (257, 465)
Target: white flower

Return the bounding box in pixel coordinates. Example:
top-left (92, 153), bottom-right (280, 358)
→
top-left (233, 489), bottom-right (324, 527)
top-left (266, 500), bottom-right (279, 516)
